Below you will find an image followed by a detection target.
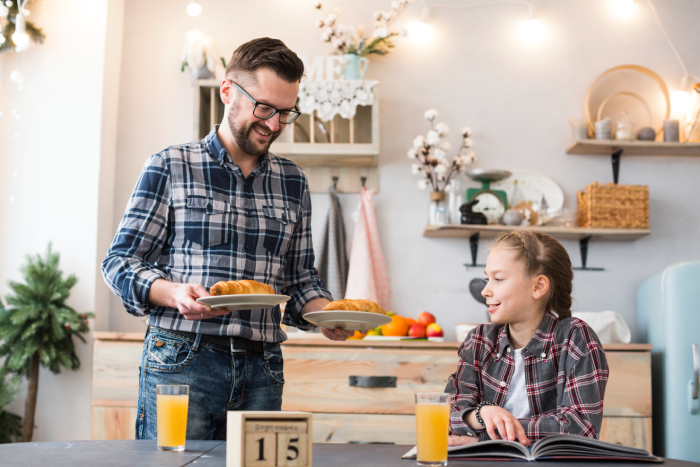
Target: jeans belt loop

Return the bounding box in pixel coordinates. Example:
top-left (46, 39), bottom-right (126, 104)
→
top-left (193, 333), bottom-right (202, 352)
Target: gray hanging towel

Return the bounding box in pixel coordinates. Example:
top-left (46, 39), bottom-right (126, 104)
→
top-left (316, 185), bottom-right (348, 300)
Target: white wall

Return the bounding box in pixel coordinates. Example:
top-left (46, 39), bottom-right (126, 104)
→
top-left (0, 0), bottom-right (124, 442)
top-left (108, 0), bottom-right (700, 340)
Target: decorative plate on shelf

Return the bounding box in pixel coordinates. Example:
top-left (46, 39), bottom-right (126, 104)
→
top-left (196, 294), bottom-right (290, 310)
top-left (303, 310), bottom-right (392, 331)
top-left (490, 170), bottom-right (564, 215)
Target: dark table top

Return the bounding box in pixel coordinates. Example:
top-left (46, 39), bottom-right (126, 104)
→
top-left (0, 440), bottom-right (697, 467)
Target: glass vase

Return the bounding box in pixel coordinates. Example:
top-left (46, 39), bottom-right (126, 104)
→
top-left (429, 191), bottom-right (448, 225)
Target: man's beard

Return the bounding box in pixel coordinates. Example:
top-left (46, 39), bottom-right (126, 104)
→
top-left (228, 103), bottom-right (281, 157)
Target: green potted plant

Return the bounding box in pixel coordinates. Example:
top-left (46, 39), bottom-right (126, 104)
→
top-left (0, 368), bottom-right (22, 443)
top-left (0, 244), bottom-right (94, 442)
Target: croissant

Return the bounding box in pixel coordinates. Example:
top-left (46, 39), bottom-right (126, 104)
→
top-left (322, 299), bottom-right (386, 315)
top-left (210, 280), bottom-right (275, 296)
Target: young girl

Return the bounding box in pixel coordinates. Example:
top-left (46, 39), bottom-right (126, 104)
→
top-left (445, 231), bottom-right (608, 446)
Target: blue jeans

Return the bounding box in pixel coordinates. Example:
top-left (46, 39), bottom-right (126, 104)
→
top-left (135, 327), bottom-right (284, 441)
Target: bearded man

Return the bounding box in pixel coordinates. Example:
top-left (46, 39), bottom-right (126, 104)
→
top-left (102, 37), bottom-right (352, 441)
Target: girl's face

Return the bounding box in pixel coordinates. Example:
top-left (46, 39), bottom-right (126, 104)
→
top-left (482, 247), bottom-right (547, 327)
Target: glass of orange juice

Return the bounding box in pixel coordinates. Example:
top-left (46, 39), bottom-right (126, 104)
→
top-left (156, 385), bottom-right (189, 451)
top-left (415, 392), bottom-right (450, 466)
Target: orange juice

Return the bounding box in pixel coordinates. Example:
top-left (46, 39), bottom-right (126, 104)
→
top-left (157, 394), bottom-right (189, 449)
top-left (416, 402), bottom-right (449, 464)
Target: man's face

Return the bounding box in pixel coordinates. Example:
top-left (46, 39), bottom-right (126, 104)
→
top-left (226, 68), bottom-right (299, 157)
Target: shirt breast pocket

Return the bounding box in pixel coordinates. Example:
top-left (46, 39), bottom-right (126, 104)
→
top-left (262, 205), bottom-right (297, 256)
top-left (184, 195), bottom-right (232, 249)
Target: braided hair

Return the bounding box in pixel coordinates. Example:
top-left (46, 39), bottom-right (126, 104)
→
top-left (492, 231), bottom-right (573, 320)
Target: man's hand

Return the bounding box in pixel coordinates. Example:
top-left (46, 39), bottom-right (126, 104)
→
top-left (149, 279), bottom-right (225, 321)
top-left (300, 298), bottom-right (354, 341)
top-left (475, 406), bottom-right (530, 446)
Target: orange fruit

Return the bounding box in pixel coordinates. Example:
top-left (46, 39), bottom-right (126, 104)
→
top-left (405, 318), bottom-right (416, 327)
top-left (350, 330), bottom-right (367, 339)
top-left (382, 315), bottom-right (410, 337)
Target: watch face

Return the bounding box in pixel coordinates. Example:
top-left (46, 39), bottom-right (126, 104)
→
top-left (472, 192), bottom-right (505, 224)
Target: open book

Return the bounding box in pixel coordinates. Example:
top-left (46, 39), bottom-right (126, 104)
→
top-left (402, 434), bottom-right (663, 462)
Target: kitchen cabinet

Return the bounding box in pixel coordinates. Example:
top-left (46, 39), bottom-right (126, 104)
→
top-left (91, 334), bottom-right (651, 451)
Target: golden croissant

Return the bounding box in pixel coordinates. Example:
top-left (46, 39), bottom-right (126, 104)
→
top-left (322, 299), bottom-right (386, 315)
top-left (210, 280), bottom-right (275, 296)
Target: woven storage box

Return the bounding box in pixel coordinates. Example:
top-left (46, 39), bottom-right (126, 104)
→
top-left (577, 182), bottom-right (649, 228)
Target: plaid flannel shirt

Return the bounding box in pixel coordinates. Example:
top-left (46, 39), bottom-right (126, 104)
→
top-left (445, 313), bottom-right (608, 442)
top-left (102, 125), bottom-right (332, 342)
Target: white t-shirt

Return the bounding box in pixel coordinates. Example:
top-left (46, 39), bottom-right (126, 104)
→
top-left (502, 349), bottom-right (532, 419)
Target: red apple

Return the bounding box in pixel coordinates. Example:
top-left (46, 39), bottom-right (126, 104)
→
top-left (426, 323), bottom-right (444, 338)
top-left (408, 323), bottom-right (426, 338)
top-left (417, 311), bottom-right (436, 327)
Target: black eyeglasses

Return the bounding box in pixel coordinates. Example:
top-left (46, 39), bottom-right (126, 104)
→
top-left (229, 80), bottom-right (301, 124)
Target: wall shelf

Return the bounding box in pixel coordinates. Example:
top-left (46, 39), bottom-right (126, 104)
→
top-left (566, 140), bottom-right (700, 156)
top-left (424, 224), bottom-right (650, 271)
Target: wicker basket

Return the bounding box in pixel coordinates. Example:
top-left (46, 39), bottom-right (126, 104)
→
top-left (577, 182), bottom-right (649, 228)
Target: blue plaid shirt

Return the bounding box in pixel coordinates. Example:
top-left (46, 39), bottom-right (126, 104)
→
top-left (102, 126), bottom-right (332, 342)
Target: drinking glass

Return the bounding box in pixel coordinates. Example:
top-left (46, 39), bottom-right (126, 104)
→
top-left (415, 392), bottom-right (450, 467)
top-left (156, 385), bottom-right (189, 451)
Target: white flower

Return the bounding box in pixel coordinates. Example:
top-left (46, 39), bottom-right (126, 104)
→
top-left (413, 135), bottom-right (426, 149)
top-left (407, 148), bottom-right (419, 159)
top-left (316, 19), bottom-right (325, 28)
top-left (373, 26), bottom-right (389, 39)
top-left (0, 5), bottom-right (8, 16)
top-left (427, 130), bottom-right (441, 146)
top-left (418, 179), bottom-right (429, 190)
top-left (391, 1), bottom-right (400, 9)
top-left (435, 122), bottom-right (449, 137)
top-left (439, 174), bottom-right (447, 182)
top-left (322, 32), bottom-right (332, 42)
top-left (461, 126), bottom-right (472, 137)
top-left (439, 140), bottom-right (451, 151)
top-left (433, 148), bottom-right (446, 160)
top-left (382, 10), bottom-right (393, 20)
top-left (324, 27), bottom-right (334, 37)
top-left (326, 14), bottom-right (337, 26)
top-left (461, 152), bottom-right (477, 164)
top-left (462, 137), bottom-right (473, 148)
top-left (435, 164), bottom-right (447, 174)
top-left (373, 10), bottom-right (382, 20)
top-left (398, 28), bottom-right (407, 36)
top-left (424, 109), bottom-right (438, 121)
top-left (411, 163), bottom-right (422, 174)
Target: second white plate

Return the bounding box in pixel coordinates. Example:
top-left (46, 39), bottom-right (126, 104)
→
top-left (196, 294), bottom-right (290, 310)
top-left (303, 310), bottom-right (392, 331)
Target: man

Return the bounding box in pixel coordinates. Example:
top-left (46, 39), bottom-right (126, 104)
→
top-left (102, 37), bottom-right (353, 441)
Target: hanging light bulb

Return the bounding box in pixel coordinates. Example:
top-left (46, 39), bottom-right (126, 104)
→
top-left (611, 0), bottom-right (635, 17)
top-left (12, 12), bottom-right (29, 47)
top-left (519, 17), bottom-right (544, 42)
top-left (187, 1), bottom-right (202, 17)
top-left (671, 90), bottom-right (691, 114)
top-left (408, 7), bottom-right (433, 43)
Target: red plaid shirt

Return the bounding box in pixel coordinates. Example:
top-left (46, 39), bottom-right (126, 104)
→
top-left (445, 313), bottom-right (609, 441)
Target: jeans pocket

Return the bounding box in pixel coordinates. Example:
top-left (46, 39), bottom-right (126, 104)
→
top-left (262, 345), bottom-right (285, 387)
top-left (262, 205), bottom-right (297, 256)
top-left (184, 195), bottom-right (231, 249)
top-left (146, 331), bottom-right (196, 370)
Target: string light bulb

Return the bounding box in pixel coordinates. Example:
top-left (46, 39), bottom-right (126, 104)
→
top-left (186, 1), bottom-right (202, 17)
top-left (671, 90), bottom-right (691, 114)
top-left (12, 12), bottom-right (28, 47)
top-left (408, 7), bottom-right (433, 43)
top-left (611, 0), bottom-right (635, 17)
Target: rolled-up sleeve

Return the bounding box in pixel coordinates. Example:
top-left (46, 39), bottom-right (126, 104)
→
top-left (280, 180), bottom-right (332, 330)
top-left (445, 328), bottom-right (483, 438)
top-left (523, 325), bottom-right (609, 439)
top-left (101, 154), bottom-right (171, 316)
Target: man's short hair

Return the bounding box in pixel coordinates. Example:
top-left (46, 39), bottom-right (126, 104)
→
top-left (225, 37), bottom-right (305, 84)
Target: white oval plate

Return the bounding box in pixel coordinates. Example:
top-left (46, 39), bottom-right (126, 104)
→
top-left (490, 170), bottom-right (564, 215)
top-left (303, 310), bottom-right (392, 331)
top-left (196, 294), bottom-right (290, 310)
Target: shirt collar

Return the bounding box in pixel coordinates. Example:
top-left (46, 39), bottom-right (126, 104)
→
top-left (205, 124), bottom-right (270, 171)
top-left (497, 312), bottom-right (558, 357)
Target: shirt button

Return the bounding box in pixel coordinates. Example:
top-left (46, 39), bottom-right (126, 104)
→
top-left (496, 353), bottom-right (500, 358)
top-left (541, 352), bottom-right (546, 358)
top-left (467, 432), bottom-right (474, 437)
top-left (206, 203), bottom-right (213, 211)
top-left (500, 381), bottom-right (506, 387)
top-left (507, 348), bottom-right (511, 353)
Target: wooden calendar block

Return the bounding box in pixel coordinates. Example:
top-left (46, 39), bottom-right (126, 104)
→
top-left (227, 411), bottom-right (312, 467)
top-left (276, 433), bottom-right (308, 467)
top-left (245, 433), bottom-right (276, 467)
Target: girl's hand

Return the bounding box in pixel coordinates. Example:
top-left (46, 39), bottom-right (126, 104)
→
top-left (479, 406), bottom-right (531, 446)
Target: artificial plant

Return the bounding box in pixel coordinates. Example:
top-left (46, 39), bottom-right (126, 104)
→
top-left (0, 244), bottom-right (93, 442)
top-left (0, 0), bottom-right (45, 54)
top-left (0, 368), bottom-right (22, 443)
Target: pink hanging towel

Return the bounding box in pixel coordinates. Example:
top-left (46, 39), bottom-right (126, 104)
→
top-left (345, 187), bottom-right (392, 311)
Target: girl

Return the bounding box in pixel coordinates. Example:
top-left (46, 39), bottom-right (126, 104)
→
top-left (445, 231), bottom-right (608, 446)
